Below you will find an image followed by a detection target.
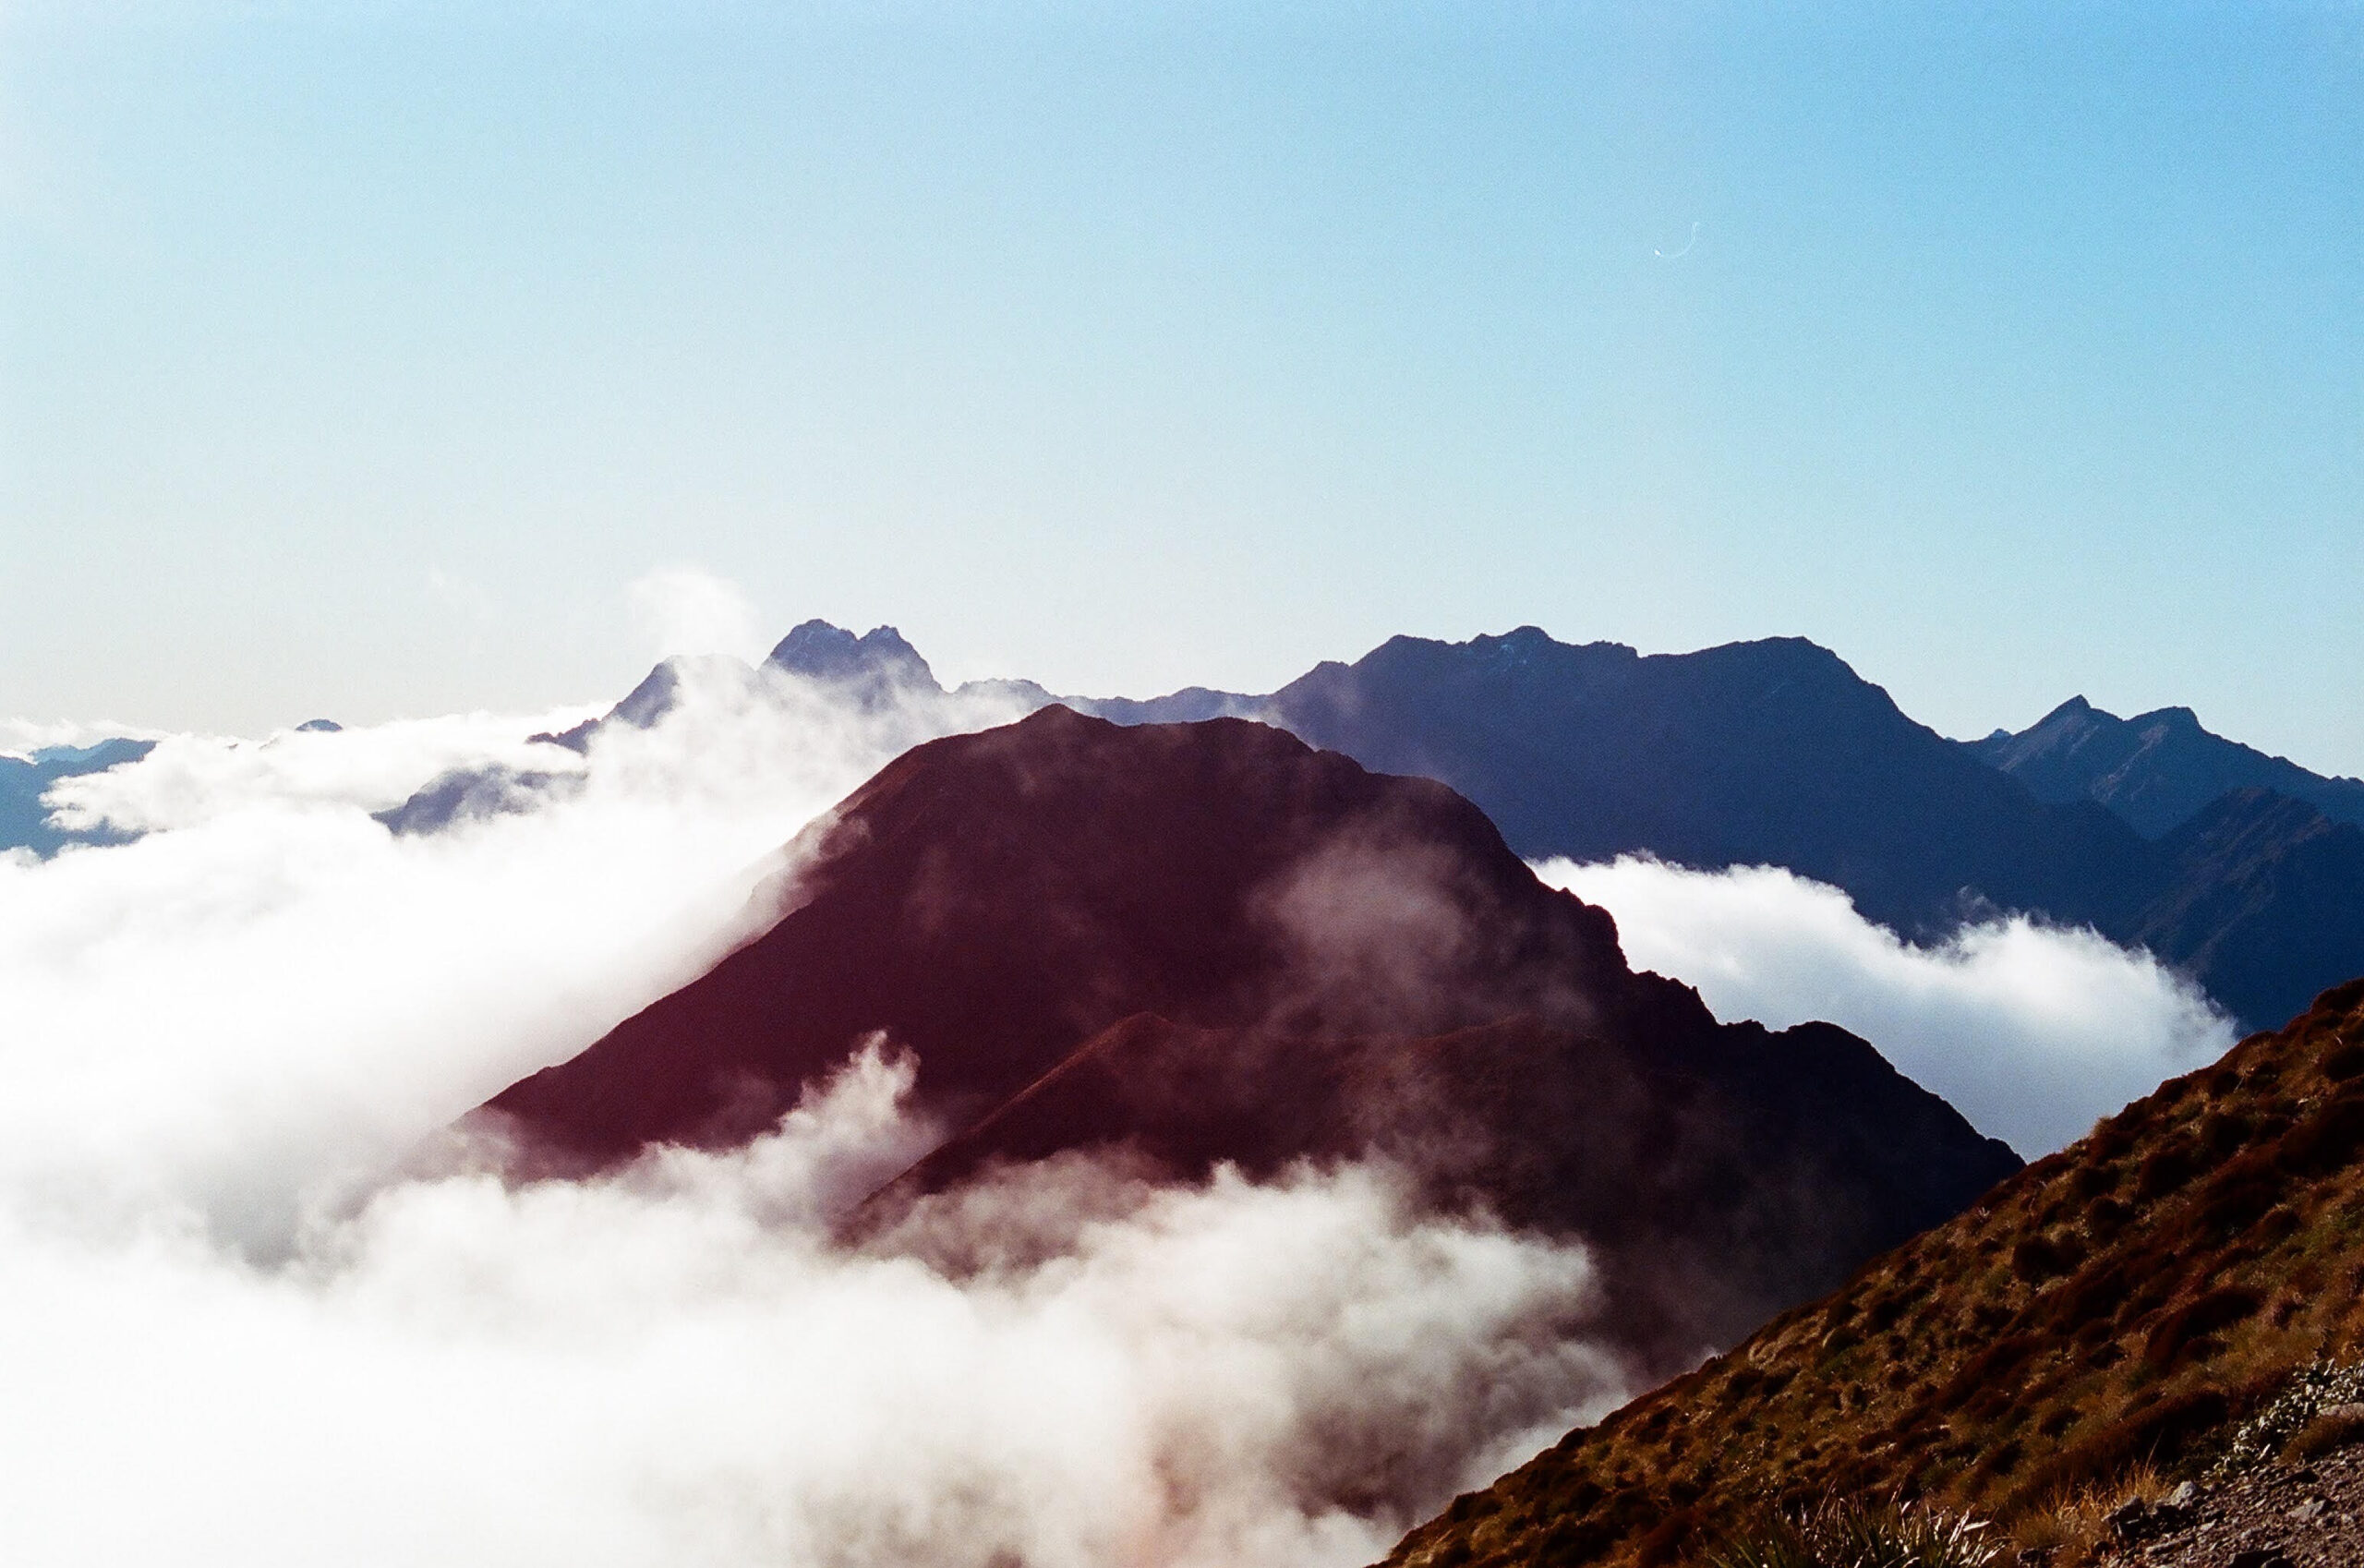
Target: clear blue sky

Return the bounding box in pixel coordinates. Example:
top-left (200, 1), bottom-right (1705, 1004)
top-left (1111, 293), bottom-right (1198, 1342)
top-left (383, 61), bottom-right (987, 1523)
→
top-left (4, 2), bottom-right (2359, 770)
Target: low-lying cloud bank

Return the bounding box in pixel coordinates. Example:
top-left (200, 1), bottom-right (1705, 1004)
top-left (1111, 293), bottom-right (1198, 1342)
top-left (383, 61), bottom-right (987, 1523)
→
top-left (0, 660), bottom-right (995, 1246)
top-left (0, 650), bottom-right (1623, 1568)
top-left (1535, 856), bottom-right (2236, 1157)
top-left (2, 1051), bottom-right (1622, 1568)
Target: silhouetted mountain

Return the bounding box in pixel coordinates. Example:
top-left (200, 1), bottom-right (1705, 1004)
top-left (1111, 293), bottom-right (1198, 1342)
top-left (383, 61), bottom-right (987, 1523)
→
top-left (1380, 977), bottom-right (2364, 1568)
top-left (483, 707), bottom-right (2016, 1365)
top-left (1969, 694), bottom-right (2364, 838)
top-left (1250, 631), bottom-right (2158, 940)
top-left (0, 738), bottom-right (155, 856)
top-left (766, 620), bottom-right (1069, 715)
top-left (1070, 687), bottom-right (1270, 725)
top-left (766, 620), bottom-right (937, 700)
top-left (1119, 628), bottom-right (2360, 1033)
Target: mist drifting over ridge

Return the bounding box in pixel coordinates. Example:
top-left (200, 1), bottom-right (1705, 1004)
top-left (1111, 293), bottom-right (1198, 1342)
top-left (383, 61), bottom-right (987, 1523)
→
top-left (0, 641), bottom-right (1635, 1567)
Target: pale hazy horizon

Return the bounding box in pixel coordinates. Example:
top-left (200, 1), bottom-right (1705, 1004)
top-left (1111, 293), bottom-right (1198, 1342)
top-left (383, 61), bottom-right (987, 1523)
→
top-left (6, 2), bottom-right (2358, 772)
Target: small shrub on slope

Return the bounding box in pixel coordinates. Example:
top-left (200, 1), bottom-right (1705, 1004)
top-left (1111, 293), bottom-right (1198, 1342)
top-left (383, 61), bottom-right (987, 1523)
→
top-left (2213, 1357), bottom-right (2364, 1473)
top-left (1708, 1502), bottom-right (2002, 1568)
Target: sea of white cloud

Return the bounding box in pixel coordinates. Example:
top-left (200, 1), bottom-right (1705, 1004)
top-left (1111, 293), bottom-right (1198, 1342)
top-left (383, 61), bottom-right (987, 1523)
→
top-left (0, 1045), bottom-right (1621, 1568)
top-left (0, 572), bottom-right (2244, 1564)
top-left (0, 579), bottom-right (1623, 1568)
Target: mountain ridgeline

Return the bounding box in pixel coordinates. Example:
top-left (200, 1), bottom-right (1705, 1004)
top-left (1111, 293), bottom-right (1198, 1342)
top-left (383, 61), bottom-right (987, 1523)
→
top-left (479, 706), bottom-right (2017, 1368)
top-left (1971, 694), bottom-right (2364, 839)
top-left (373, 619), bottom-right (2364, 1029)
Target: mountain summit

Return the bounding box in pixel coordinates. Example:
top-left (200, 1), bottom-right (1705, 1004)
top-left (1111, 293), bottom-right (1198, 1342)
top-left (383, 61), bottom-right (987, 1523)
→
top-left (1248, 631), bottom-right (2154, 937)
top-left (1970, 695), bottom-right (2364, 839)
top-left (482, 706), bottom-right (2016, 1362)
top-left (766, 620), bottom-right (940, 701)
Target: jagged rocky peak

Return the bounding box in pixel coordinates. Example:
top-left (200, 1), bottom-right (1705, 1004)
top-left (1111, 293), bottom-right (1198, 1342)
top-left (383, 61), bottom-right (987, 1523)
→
top-left (1971, 690), bottom-right (2364, 841)
top-left (607, 653), bottom-right (756, 727)
top-left (766, 620), bottom-right (940, 694)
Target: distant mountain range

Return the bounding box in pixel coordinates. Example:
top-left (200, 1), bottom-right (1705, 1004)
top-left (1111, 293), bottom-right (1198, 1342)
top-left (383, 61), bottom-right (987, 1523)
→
top-left (481, 707), bottom-right (2017, 1369)
top-left (378, 622), bottom-right (1045, 835)
top-left (1381, 977), bottom-right (2364, 1567)
top-left (1152, 629), bottom-right (2364, 1032)
top-left (370, 621), bottom-right (2364, 1030)
top-left (25, 621), bottom-right (2361, 1031)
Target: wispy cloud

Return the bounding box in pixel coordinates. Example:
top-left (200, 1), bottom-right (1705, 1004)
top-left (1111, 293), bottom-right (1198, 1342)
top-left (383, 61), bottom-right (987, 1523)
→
top-left (1535, 855), bottom-right (2235, 1156)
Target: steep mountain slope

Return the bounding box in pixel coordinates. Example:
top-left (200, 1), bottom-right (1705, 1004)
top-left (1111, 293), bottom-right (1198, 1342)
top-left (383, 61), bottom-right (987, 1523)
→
top-left (1379, 977), bottom-right (2364, 1568)
top-left (2129, 790), bottom-right (2364, 1031)
top-left (526, 652), bottom-right (764, 754)
top-left (871, 1006), bottom-right (2010, 1360)
top-left (482, 706), bottom-right (2016, 1361)
top-left (1970, 695), bottom-right (2364, 838)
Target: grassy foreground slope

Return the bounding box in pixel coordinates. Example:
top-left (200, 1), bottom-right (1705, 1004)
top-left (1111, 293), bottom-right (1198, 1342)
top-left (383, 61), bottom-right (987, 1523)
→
top-left (1381, 977), bottom-right (2364, 1568)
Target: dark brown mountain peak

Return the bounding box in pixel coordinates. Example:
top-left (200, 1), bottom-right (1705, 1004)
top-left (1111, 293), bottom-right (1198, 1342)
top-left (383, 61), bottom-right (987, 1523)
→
top-left (485, 706), bottom-right (1628, 1166)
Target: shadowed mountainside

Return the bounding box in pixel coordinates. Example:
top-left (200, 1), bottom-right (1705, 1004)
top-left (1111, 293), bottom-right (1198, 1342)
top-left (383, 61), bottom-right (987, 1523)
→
top-left (1970, 695), bottom-right (2364, 839)
top-left (1254, 632), bottom-right (2153, 938)
top-left (1377, 977), bottom-right (2364, 1568)
top-left (1214, 629), bottom-right (2364, 1032)
top-left (481, 706), bottom-right (2016, 1364)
